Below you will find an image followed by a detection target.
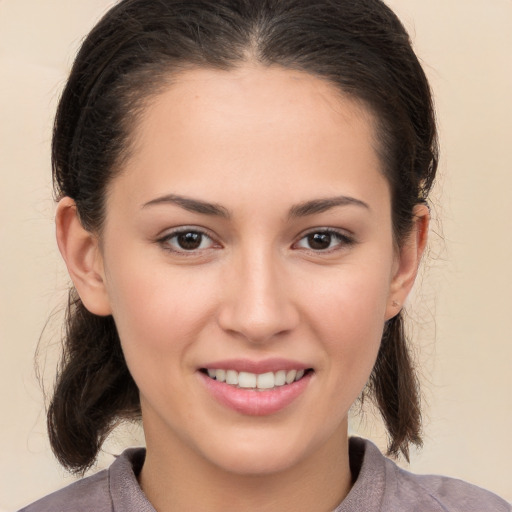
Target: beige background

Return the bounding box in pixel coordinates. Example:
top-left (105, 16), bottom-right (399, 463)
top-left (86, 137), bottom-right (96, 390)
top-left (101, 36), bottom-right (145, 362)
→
top-left (1, 0), bottom-right (511, 509)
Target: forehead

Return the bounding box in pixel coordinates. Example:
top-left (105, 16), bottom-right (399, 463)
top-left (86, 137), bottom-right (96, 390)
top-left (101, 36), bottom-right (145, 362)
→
top-left (113, 65), bottom-right (387, 212)
top-left (132, 65), bottom-right (376, 150)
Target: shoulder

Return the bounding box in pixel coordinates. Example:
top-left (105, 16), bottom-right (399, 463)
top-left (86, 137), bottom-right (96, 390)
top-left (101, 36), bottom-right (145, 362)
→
top-left (17, 448), bottom-right (150, 512)
top-left (344, 438), bottom-right (511, 512)
top-left (394, 469), bottom-right (511, 512)
top-left (17, 469), bottom-right (111, 512)
top-left (378, 445), bottom-right (511, 511)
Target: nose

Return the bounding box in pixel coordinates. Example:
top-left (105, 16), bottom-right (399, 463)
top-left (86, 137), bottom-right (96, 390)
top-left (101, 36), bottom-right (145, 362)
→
top-left (217, 248), bottom-right (300, 344)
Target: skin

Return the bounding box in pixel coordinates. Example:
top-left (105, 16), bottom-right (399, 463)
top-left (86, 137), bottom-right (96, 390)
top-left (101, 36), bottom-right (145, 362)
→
top-left (56, 65), bottom-right (428, 512)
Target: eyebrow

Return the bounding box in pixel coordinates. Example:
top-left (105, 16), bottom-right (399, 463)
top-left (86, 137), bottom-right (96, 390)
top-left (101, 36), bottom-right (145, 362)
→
top-left (288, 196), bottom-right (370, 218)
top-left (142, 193), bottom-right (369, 218)
top-left (142, 194), bottom-right (231, 218)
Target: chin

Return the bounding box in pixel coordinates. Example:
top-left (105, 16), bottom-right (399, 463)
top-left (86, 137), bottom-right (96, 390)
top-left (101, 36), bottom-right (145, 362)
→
top-left (195, 427), bottom-right (326, 477)
top-left (211, 448), bottom-right (303, 476)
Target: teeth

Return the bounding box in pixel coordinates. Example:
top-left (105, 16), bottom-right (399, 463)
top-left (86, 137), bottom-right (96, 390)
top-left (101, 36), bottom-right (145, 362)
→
top-left (274, 370), bottom-right (286, 386)
top-left (238, 371), bottom-right (257, 388)
top-left (206, 368), bottom-right (308, 389)
top-left (285, 369), bottom-right (297, 384)
top-left (226, 370), bottom-right (238, 385)
top-left (256, 372), bottom-right (274, 389)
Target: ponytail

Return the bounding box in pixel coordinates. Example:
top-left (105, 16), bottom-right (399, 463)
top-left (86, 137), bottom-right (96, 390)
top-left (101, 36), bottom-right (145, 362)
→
top-left (47, 289), bottom-right (140, 474)
top-left (365, 312), bottom-right (422, 461)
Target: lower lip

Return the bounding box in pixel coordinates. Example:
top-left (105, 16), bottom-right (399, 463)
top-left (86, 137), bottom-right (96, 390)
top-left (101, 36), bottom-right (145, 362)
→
top-left (199, 371), bottom-right (312, 416)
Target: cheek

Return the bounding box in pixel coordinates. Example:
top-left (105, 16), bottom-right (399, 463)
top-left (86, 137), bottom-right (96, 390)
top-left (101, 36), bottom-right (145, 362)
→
top-left (304, 259), bottom-right (392, 336)
top-left (107, 268), bottom-right (222, 420)
top-left (105, 259), bottom-right (218, 367)
top-left (302, 262), bottom-right (391, 390)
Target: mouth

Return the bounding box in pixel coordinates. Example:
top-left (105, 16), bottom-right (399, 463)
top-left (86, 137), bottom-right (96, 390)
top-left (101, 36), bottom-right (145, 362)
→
top-left (200, 368), bottom-right (313, 391)
top-left (199, 362), bottom-right (314, 415)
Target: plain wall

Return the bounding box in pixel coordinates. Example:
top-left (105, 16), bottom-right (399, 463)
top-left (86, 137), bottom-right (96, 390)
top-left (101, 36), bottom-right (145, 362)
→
top-left (1, 0), bottom-right (511, 509)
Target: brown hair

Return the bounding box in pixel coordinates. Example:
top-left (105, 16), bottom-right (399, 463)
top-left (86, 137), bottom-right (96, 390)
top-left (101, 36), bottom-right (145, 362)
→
top-left (48, 0), bottom-right (438, 473)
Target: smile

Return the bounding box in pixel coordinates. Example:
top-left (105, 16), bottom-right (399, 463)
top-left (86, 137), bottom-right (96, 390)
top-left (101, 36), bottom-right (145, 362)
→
top-left (203, 368), bottom-right (308, 390)
top-left (200, 367), bottom-right (313, 416)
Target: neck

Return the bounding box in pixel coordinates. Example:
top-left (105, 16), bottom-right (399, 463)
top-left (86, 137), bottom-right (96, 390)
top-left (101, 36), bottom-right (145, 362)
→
top-left (139, 421), bottom-right (352, 512)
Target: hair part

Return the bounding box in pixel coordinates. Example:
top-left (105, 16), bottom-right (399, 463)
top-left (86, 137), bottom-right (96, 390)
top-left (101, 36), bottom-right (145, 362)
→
top-left (48, 0), bottom-right (438, 473)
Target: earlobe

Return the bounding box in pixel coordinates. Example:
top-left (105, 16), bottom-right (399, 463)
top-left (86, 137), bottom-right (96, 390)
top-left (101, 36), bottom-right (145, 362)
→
top-left (56, 197), bottom-right (112, 316)
top-left (386, 204), bottom-right (430, 320)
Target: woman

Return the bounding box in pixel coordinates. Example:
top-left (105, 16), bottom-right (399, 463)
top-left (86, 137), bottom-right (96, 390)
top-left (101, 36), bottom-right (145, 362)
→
top-left (19, 0), bottom-right (510, 510)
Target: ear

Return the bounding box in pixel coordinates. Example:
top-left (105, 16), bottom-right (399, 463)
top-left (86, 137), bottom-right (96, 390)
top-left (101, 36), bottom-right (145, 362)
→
top-left (385, 204), bottom-right (430, 320)
top-left (56, 197), bottom-right (112, 316)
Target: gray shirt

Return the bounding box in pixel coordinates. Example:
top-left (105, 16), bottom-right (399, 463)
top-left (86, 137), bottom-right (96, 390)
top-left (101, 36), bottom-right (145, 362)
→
top-left (19, 437), bottom-right (510, 511)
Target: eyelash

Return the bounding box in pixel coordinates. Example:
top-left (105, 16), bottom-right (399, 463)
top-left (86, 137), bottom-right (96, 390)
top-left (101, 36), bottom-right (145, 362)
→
top-left (293, 228), bottom-right (355, 253)
top-left (157, 227), bottom-right (218, 255)
top-left (156, 227), bottom-right (355, 255)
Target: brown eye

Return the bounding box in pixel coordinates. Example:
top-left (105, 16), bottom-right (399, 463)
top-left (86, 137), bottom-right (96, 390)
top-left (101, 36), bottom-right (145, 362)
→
top-left (307, 233), bottom-right (332, 250)
top-left (176, 232), bottom-right (204, 250)
top-left (295, 229), bottom-right (354, 252)
top-left (160, 229), bottom-right (216, 253)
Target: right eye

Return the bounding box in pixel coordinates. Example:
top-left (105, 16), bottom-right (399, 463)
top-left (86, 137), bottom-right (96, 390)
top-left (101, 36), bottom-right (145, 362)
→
top-left (158, 229), bottom-right (217, 253)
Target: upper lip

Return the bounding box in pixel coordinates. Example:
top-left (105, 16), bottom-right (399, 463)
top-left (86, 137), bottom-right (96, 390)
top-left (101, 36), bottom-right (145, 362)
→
top-left (200, 358), bottom-right (311, 374)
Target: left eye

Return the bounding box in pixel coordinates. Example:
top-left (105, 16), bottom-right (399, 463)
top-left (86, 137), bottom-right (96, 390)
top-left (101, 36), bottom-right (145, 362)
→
top-left (295, 230), bottom-right (352, 251)
top-left (162, 230), bottom-right (215, 252)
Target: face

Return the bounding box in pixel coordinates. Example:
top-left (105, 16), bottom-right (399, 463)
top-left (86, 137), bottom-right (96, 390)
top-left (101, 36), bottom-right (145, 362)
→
top-left (81, 66), bottom-right (417, 476)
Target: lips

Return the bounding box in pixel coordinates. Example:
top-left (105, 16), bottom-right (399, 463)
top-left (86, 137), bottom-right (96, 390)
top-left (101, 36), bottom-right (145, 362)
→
top-left (198, 359), bottom-right (313, 415)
